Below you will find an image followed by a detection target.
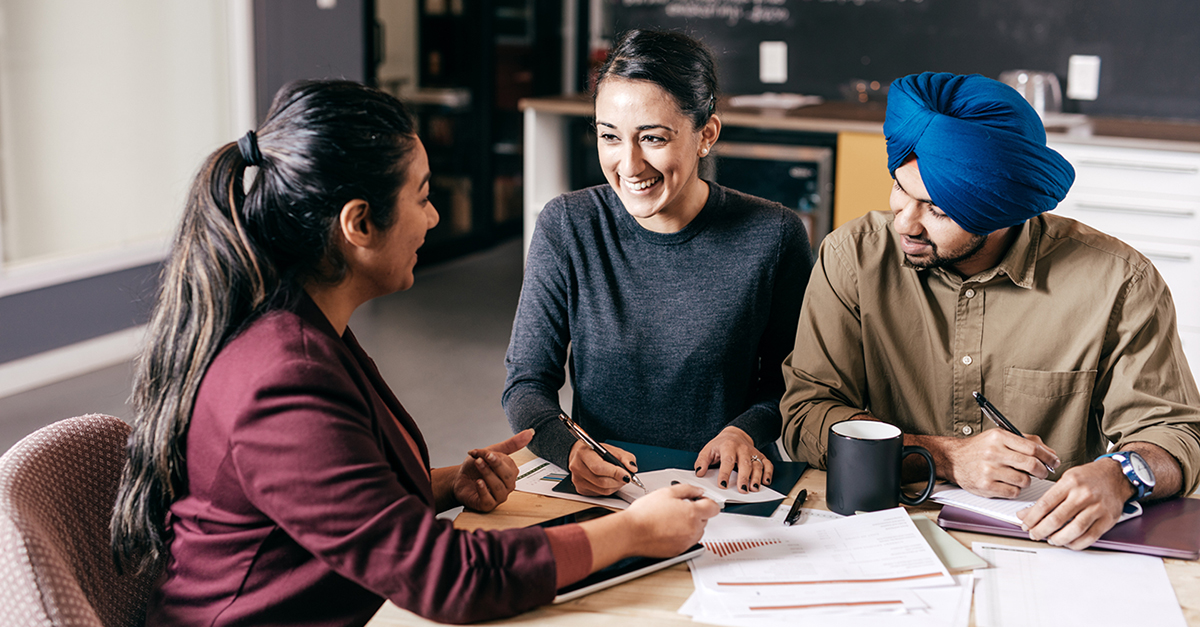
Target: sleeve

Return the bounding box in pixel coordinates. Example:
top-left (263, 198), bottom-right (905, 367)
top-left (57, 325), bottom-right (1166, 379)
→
top-left (229, 355), bottom-right (562, 624)
top-left (729, 212), bottom-right (815, 449)
top-left (780, 234), bottom-right (874, 467)
top-left (502, 200), bottom-right (579, 468)
top-left (1097, 264), bottom-right (1200, 495)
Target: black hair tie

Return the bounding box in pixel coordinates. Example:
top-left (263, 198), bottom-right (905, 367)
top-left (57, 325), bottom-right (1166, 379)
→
top-left (237, 130), bottom-right (263, 166)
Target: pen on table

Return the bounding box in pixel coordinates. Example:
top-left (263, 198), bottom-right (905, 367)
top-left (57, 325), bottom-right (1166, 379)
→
top-left (972, 391), bottom-right (1056, 474)
top-left (558, 412), bottom-right (647, 492)
top-left (783, 489), bottom-right (808, 526)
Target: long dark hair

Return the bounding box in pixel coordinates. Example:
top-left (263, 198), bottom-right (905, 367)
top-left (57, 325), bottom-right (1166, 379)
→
top-left (594, 29), bottom-right (719, 129)
top-left (111, 80), bottom-right (418, 573)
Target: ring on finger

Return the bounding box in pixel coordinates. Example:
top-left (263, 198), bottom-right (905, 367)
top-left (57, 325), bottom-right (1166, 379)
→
top-left (750, 455), bottom-right (762, 464)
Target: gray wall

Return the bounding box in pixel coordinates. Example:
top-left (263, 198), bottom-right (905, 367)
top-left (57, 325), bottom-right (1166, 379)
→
top-left (0, 263), bottom-right (160, 365)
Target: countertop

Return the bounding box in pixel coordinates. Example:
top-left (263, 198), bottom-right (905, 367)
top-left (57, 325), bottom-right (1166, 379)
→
top-left (520, 95), bottom-right (1200, 153)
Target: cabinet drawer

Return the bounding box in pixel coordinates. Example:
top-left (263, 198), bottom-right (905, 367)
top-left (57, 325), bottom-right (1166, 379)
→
top-left (1055, 192), bottom-right (1200, 243)
top-left (1118, 236), bottom-right (1200, 324)
top-left (1051, 143), bottom-right (1200, 198)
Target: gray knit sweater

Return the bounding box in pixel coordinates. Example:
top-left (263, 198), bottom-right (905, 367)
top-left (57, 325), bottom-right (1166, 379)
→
top-left (503, 182), bottom-right (813, 468)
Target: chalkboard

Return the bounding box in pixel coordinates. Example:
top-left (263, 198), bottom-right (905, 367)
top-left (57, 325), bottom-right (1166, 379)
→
top-left (611, 0), bottom-right (1200, 121)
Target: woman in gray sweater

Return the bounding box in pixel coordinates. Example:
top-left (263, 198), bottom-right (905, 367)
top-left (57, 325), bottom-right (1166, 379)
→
top-left (503, 30), bottom-right (813, 497)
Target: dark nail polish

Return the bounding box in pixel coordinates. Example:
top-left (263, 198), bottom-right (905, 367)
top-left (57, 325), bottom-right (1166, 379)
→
top-left (764, 478), bottom-right (771, 485)
top-left (720, 480), bottom-right (727, 488)
top-left (695, 467), bottom-right (702, 473)
top-left (670, 480), bottom-right (680, 485)
top-left (623, 476), bottom-right (630, 483)
top-left (753, 483), bottom-right (759, 489)
top-left (629, 461), bottom-right (637, 467)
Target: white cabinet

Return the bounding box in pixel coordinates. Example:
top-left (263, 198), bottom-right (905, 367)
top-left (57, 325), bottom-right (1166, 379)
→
top-left (1050, 141), bottom-right (1200, 372)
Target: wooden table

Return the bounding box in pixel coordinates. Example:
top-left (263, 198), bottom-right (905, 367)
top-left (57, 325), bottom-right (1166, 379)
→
top-left (366, 450), bottom-right (1200, 626)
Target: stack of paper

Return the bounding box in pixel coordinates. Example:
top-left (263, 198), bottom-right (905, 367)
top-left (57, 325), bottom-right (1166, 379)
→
top-left (973, 541), bottom-right (1185, 627)
top-left (681, 508), bottom-right (973, 626)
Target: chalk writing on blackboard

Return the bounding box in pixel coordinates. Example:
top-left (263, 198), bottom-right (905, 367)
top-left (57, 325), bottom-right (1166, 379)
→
top-left (620, 0), bottom-right (790, 27)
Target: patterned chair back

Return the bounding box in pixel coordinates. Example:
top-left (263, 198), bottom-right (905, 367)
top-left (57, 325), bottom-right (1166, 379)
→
top-left (0, 415), bottom-right (161, 627)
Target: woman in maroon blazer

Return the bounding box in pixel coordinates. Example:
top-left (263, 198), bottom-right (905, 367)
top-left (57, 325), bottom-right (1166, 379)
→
top-left (110, 80), bottom-right (718, 626)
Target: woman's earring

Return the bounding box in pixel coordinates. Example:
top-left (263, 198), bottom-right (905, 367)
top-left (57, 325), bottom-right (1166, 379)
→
top-left (701, 146), bottom-right (710, 156)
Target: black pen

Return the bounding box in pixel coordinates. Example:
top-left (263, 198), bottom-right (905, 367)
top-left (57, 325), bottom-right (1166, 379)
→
top-left (558, 412), bottom-right (647, 492)
top-left (783, 489), bottom-right (808, 526)
top-left (972, 391), bottom-right (1055, 474)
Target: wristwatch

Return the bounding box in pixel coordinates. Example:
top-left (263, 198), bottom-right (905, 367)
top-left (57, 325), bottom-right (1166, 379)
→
top-left (1096, 451), bottom-right (1155, 502)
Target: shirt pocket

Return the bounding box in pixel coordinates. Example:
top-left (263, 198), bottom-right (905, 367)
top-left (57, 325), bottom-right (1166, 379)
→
top-left (1003, 367), bottom-right (1099, 467)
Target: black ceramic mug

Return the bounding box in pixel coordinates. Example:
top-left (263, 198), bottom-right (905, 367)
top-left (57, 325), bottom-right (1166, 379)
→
top-left (826, 421), bottom-right (936, 516)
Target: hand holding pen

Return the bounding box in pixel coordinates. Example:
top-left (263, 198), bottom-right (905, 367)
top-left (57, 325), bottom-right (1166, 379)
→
top-left (559, 413), bottom-right (647, 495)
top-left (973, 391), bottom-right (1059, 475)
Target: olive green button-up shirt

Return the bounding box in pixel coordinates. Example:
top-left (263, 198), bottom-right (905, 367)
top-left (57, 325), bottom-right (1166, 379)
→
top-left (782, 211), bottom-right (1200, 493)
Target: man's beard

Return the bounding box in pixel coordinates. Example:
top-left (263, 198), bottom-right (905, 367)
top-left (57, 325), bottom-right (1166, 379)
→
top-left (905, 232), bottom-right (989, 270)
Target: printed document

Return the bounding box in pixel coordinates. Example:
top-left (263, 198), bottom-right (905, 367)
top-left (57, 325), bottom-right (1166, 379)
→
top-left (973, 541), bottom-right (1185, 627)
top-left (690, 507), bottom-right (954, 590)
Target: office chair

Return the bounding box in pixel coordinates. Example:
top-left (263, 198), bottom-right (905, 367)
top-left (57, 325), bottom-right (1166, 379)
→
top-left (0, 414), bottom-right (161, 627)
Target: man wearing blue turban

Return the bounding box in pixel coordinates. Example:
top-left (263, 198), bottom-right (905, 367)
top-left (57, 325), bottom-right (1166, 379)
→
top-left (781, 72), bottom-right (1200, 550)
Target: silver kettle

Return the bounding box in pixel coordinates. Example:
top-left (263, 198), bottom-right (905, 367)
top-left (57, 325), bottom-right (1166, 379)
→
top-left (998, 70), bottom-right (1062, 119)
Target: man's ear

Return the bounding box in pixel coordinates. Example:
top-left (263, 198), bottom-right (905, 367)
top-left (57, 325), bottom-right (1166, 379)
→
top-left (338, 199), bottom-right (374, 249)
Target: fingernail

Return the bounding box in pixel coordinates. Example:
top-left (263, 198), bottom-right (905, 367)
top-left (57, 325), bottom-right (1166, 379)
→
top-left (623, 476), bottom-right (630, 483)
top-left (671, 480), bottom-right (680, 485)
top-left (740, 485), bottom-right (748, 492)
top-left (720, 481), bottom-right (727, 488)
top-left (695, 467), bottom-right (702, 473)
top-left (629, 461), bottom-right (637, 467)
top-left (487, 453), bottom-right (496, 462)
top-left (753, 483), bottom-right (759, 489)
top-left (764, 478), bottom-right (771, 485)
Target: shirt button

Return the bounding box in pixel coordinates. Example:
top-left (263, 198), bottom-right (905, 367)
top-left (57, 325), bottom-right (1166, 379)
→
top-left (962, 425), bottom-right (974, 435)
top-left (961, 355), bottom-right (973, 365)
top-left (965, 289), bottom-right (976, 298)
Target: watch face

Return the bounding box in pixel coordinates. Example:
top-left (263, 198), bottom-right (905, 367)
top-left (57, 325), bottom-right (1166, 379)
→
top-left (1130, 454), bottom-right (1153, 482)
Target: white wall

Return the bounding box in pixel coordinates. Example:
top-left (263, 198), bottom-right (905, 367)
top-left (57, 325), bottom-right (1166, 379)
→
top-left (0, 0), bottom-right (245, 271)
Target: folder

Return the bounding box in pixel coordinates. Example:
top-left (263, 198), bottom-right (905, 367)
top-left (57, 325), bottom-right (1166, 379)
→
top-left (937, 497), bottom-right (1200, 560)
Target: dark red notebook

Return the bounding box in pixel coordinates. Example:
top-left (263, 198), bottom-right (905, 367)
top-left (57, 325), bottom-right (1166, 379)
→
top-left (937, 497), bottom-right (1200, 560)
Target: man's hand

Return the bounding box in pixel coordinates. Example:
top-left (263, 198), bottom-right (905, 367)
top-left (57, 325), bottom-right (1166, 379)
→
top-left (933, 429), bottom-right (1060, 497)
top-left (1018, 443), bottom-right (1183, 550)
top-left (1017, 459), bottom-right (1134, 550)
top-left (569, 440), bottom-right (638, 496)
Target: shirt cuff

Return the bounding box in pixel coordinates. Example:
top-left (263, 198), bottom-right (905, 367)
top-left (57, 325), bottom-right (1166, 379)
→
top-left (544, 523), bottom-right (593, 589)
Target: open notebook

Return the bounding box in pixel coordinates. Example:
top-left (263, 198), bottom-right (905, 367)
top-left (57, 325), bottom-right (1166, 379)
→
top-left (930, 477), bottom-right (1141, 526)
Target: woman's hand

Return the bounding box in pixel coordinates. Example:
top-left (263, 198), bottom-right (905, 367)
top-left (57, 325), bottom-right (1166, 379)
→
top-left (568, 440), bottom-right (639, 496)
top-left (579, 483), bottom-right (720, 568)
top-left (448, 429), bottom-right (534, 512)
top-left (693, 426), bottom-right (774, 493)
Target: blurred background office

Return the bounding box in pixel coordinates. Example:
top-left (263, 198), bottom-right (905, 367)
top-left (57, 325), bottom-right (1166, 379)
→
top-left (2, 0), bottom-right (1198, 465)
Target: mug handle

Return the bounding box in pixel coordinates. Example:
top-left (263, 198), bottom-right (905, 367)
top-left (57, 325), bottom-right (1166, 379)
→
top-left (899, 446), bottom-right (937, 506)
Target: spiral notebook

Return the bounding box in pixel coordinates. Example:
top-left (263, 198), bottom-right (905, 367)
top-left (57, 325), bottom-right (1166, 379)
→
top-left (937, 497), bottom-right (1200, 560)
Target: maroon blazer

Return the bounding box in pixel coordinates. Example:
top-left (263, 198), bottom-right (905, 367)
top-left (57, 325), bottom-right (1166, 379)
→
top-left (147, 296), bottom-right (559, 626)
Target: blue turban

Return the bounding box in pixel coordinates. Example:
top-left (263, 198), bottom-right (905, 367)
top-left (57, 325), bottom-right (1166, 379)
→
top-left (884, 72), bottom-right (1075, 235)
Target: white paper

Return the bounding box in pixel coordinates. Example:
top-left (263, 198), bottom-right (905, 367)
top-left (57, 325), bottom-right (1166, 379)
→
top-left (691, 507), bottom-right (955, 590)
top-left (514, 458), bottom-right (785, 510)
top-left (513, 458), bottom-right (628, 509)
top-left (973, 542), bottom-right (1185, 627)
top-left (616, 468), bottom-right (784, 506)
top-left (932, 478), bottom-right (1141, 526)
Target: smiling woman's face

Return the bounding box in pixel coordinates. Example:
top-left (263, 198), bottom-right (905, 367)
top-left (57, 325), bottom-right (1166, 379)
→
top-left (594, 77), bottom-right (718, 233)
